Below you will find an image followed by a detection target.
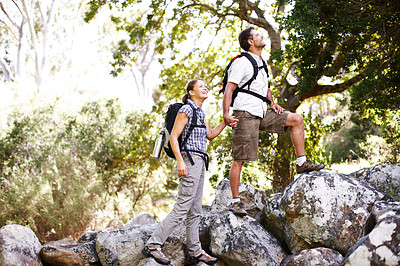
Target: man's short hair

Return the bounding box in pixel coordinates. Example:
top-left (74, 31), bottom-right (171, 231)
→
top-left (238, 26), bottom-right (255, 51)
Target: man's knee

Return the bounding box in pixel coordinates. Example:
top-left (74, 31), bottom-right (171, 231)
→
top-left (287, 113), bottom-right (304, 127)
top-left (232, 161), bottom-right (244, 169)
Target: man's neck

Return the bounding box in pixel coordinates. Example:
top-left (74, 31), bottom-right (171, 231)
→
top-left (248, 47), bottom-right (262, 58)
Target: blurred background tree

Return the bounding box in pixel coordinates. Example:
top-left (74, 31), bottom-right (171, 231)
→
top-left (85, 0), bottom-right (400, 190)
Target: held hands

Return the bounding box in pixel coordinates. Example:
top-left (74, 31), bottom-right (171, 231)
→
top-left (223, 115), bottom-right (239, 128)
top-left (270, 103), bottom-right (285, 114)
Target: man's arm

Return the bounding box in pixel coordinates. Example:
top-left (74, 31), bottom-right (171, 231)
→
top-left (266, 87), bottom-right (284, 114)
top-left (223, 82), bottom-right (239, 127)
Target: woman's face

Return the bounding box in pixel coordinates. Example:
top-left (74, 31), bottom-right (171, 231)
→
top-left (191, 80), bottom-right (208, 100)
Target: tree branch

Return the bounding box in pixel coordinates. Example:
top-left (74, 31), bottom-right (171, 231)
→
top-left (302, 73), bottom-right (364, 100)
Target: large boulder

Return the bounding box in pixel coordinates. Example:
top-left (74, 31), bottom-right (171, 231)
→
top-left (342, 201), bottom-right (400, 265)
top-left (280, 247), bottom-right (343, 266)
top-left (357, 164), bottom-right (400, 201)
top-left (40, 237), bottom-right (100, 265)
top-left (209, 212), bottom-right (287, 266)
top-left (96, 224), bottom-right (157, 266)
top-left (0, 224), bottom-right (42, 265)
top-left (122, 213), bottom-right (157, 230)
top-left (264, 170), bottom-right (391, 254)
top-left (211, 180), bottom-right (268, 221)
top-left (115, 207), bottom-right (219, 265)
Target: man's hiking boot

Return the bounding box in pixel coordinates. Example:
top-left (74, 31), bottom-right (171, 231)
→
top-left (296, 159), bottom-right (325, 174)
top-left (229, 201), bottom-right (247, 216)
top-left (142, 246), bottom-right (171, 265)
top-left (185, 250), bottom-right (218, 265)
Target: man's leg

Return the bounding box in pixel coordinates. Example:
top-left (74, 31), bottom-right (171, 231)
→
top-left (285, 112), bottom-right (324, 173)
top-left (229, 161), bottom-right (243, 199)
top-left (285, 113), bottom-right (305, 157)
top-left (228, 161), bottom-right (247, 216)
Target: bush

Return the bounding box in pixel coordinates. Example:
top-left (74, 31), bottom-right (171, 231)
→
top-left (0, 99), bottom-right (176, 241)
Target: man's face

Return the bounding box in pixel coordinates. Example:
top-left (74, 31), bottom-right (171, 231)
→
top-left (249, 29), bottom-right (266, 49)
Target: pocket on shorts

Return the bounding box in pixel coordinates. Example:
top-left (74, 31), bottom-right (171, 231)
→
top-left (178, 179), bottom-right (194, 196)
top-left (232, 134), bottom-right (251, 161)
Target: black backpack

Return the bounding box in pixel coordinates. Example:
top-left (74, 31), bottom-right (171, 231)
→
top-left (220, 52), bottom-right (271, 106)
top-left (162, 103), bottom-right (209, 169)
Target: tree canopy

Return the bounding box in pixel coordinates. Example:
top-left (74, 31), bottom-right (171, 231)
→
top-left (84, 0), bottom-right (400, 190)
top-left (85, 0), bottom-right (399, 113)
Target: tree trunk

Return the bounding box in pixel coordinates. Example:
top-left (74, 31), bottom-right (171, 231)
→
top-left (272, 131), bottom-right (295, 192)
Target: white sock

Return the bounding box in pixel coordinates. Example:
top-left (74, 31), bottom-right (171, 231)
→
top-left (297, 155), bottom-right (306, 166)
top-left (231, 197), bottom-right (240, 204)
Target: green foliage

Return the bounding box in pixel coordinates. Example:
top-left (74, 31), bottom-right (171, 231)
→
top-left (84, 0), bottom-right (400, 192)
top-left (282, 0), bottom-right (400, 104)
top-left (0, 99), bottom-right (176, 241)
top-left (0, 152), bottom-right (104, 242)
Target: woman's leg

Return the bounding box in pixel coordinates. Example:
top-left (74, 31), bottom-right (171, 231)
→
top-left (146, 156), bottom-right (199, 247)
top-left (185, 155), bottom-right (205, 256)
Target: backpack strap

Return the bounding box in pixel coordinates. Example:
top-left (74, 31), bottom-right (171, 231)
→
top-left (230, 52), bottom-right (271, 106)
top-left (180, 105), bottom-right (209, 170)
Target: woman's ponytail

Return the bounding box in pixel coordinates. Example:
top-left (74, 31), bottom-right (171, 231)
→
top-left (182, 93), bottom-right (190, 104)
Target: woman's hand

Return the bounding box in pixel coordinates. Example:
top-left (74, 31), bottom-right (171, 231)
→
top-left (177, 160), bottom-right (187, 177)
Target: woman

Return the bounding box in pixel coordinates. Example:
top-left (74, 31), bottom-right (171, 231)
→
top-left (142, 78), bottom-right (230, 265)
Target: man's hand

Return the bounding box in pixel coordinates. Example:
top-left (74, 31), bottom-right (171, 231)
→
top-left (223, 115), bottom-right (239, 128)
top-left (270, 103), bottom-right (285, 114)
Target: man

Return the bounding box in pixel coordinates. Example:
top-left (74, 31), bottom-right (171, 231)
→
top-left (223, 26), bottom-right (324, 216)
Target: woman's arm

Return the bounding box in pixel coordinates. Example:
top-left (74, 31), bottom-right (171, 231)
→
top-left (205, 119), bottom-right (226, 141)
top-left (170, 112), bottom-right (189, 177)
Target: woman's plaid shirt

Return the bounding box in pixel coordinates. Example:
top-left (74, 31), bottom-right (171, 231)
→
top-left (178, 99), bottom-right (207, 156)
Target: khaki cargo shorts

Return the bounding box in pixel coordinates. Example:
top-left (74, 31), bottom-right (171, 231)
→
top-left (232, 109), bottom-right (289, 162)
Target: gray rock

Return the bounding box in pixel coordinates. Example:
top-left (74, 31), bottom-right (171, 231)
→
top-left (267, 170), bottom-right (390, 254)
top-left (0, 224), bottom-right (42, 266)
top-left (343, 201), bottom-right (400, 266)
top-left (281, 247), bottom-right (343, 266)
top-left (77, 231), bottom-right (98, 243)
top-left (118, 236), bottom-right (185, 266)
top-left (211, 180), bottom-right (268, 221)
top-left (262, 193), bottom-right (286, 249)
top-left (96, 224), bottom-right (157, 266)
top-left (122, 213), bottom-right (157, 230)
top-left (359, 164), bottom-right (400, 201)
top-left (210, 212), bottom-right (286, 266)
top-left (40, 239), bottom-right (100, 265)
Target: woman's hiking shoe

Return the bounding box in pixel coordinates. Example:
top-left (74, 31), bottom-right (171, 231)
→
top-left (296, 159), bottom-right (325, 174)
top-left (229, 202), bottom-right (247, 216)
top-left (142, 246), bottom-right (171, 265)
top-left (185, 250), bottom-right (218, 265)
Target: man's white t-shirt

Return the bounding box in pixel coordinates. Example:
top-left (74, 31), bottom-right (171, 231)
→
top-left (227, 51), bottom-right (269, 118)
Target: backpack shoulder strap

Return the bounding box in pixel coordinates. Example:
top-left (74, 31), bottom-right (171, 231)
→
top-left (260, 57), bottom-right (269, 78)
top-left (239, 52), bottom-right (258, 90)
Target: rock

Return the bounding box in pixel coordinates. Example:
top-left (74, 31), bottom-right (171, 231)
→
top-left (262, 193), bottom-right (287, 251)
top-left (280, 247), bottom-right (343, 266)
top-left (77, 231), bottom-right (98, 243)
top-left (122, 213), bottom-right (157, 230)
top-left (96, 224), bottom-right (156, 266)
top-left (359, 164), bottom-right (400, 201)
top-left (117, 236), bottom-right (186, 266)
top-left (0, 224), bottom-right (42, 266)
top-left (209, 212), bottom-right (286, 266)
top-left (342, 201), bottom-right (400, 266)
top-left (40, 238), bottom-right (100, 265)
top-left (265, 170), bottom-right (391, 254)
top-left (211, 180), bottom-right (268, 221)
